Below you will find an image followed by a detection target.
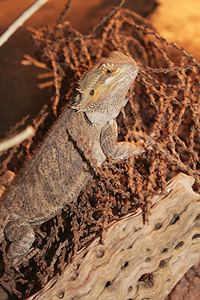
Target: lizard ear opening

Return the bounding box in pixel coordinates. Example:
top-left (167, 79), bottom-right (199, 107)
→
top-left (89, 89), bottom-right (95, 96)
top-left (71, 88), bottom-right (97, 111)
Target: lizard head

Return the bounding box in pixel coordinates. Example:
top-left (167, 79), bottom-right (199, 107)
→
top-left (72, 51), bottom-right (138, 124)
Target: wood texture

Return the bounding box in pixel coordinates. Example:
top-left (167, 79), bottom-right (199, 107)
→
top-left (29, 173), bottom-right (200, 300)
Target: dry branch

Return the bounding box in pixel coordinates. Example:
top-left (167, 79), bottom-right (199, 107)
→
top-left (28, 173), bottom-right (200, 300)
top-left (0, 126), bottom-right (35, 152)
top-left (0, 0), bottom-right (49, 47)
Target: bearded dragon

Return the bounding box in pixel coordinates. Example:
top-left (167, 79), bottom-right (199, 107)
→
top-left (0, 51), bottom-right (146, 266)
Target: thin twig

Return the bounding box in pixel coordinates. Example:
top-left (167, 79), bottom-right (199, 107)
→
top-left (22, 54), bottom-right (49, 69)
top-left (0, 0), bottom-right (49, 47)
top-left (92, 0), bottom-right (126, 34)
top-left (0, 126), bottom-right (35, 152)
top-left (56, 0), bottom-right (72, 24)
top-left (37, 72), bottom-right (54, 79)
top-left (37, 80), bottom-right (54, 88)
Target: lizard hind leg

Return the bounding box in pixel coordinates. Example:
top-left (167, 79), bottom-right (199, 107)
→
top-left (4, 218), bottom-right (35, 265)
top-left (100, 119), bottom-right (146, 160)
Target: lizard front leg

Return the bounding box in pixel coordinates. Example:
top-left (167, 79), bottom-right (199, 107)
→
top-left (4, 218), bottom-right (35, 266)
top-left (100, 119), bottom-right (145, 160)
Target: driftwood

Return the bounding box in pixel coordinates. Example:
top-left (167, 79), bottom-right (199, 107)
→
top-left (28, 173), bottom-right (200, 300)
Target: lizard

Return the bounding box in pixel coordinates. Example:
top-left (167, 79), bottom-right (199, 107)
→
top-left (0, 51), bottom-right (146, 266)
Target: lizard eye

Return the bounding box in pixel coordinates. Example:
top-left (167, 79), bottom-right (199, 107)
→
top-left (101, 62), bottom-right (114, 75)
top-left (89, 89), bottom-right (94, 96)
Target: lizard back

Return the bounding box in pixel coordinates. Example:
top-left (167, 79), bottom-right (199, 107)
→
top-left (0, 107), bottom-right (105, 240)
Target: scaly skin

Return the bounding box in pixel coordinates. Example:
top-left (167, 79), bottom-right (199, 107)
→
top-left (0, 51), bottom-right (145, 265)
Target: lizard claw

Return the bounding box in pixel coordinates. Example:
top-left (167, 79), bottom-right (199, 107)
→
top-left (135, 139), bottom-right (153, 151)
top-left (11, 248), bottom-right (39, 270)
top-left (144, 140), bottom-right (154, 151)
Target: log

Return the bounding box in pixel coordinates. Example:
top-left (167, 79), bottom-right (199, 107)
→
top-left (29, 173), bottom-right (200, 300)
